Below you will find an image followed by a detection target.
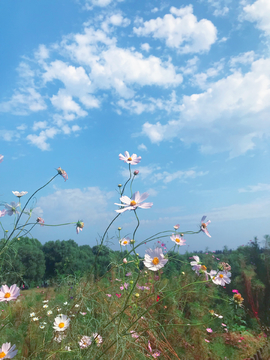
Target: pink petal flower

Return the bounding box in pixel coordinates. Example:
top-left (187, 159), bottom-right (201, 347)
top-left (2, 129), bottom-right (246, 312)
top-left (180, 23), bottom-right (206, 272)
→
top-left (206, 328), bottom-right (213, 333)
top-left (116, 293), bottom-right (122, 298)
top-left (200, 216), bottom-right (211, 237)
top-left (119, 151), bottom-right (141, 165)
top-left (57, 167), bottom-right (68, 181)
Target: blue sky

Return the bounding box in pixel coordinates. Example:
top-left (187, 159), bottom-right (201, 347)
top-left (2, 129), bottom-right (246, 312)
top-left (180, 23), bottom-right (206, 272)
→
top-left (1, 0), bottom-right (270, 253)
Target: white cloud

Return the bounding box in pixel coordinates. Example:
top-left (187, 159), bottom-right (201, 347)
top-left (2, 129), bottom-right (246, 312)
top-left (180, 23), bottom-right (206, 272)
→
top-left (27, 127), bottom-right (59, 151)
top-left (243, 0), bottom-right (270, 35)
top-left (140, 43), bottom-right (150, 52)
top-left (33, 121), bottom-right (48, 131)
top-left (133, 5), bottom-right (217, 53)
top-left (151, 7), bottom-right (159, 13)
top-left (50, 89), bottom-right (88, 119)
top-left (85, 0), bottom-right (124, 8)
top-left (138, 143), bottom-right (147, 151)
top-left (239, 183), bottom-right (270, 192)
top-left (17, 124), bottom-right (27, 131)
top-left (213, 6), bottom-right (229, 16)
top-left (142, 57), bottom-right (270, 157)
top-left (229, 51), bottom-right (255, 68)
top-left (0, 130), bottom-right (21, 142)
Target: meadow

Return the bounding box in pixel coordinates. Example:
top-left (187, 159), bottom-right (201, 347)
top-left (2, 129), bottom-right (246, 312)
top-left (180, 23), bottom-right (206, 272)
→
top-left (0, 152), bottom-right (269, 359)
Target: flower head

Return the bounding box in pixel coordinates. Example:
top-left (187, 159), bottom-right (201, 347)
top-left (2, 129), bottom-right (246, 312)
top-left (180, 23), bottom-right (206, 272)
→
top-left (79, 335), bottom-right (92, 349)
top-left (54, 334), bottom-right (66, 343)
top-left (143, 248), bottom-right (168, 271)
top-left (123, 258), bottom-right (127, 264)
top-left (92, 333), bottom-right (103, 346)
top-left (57, 167), bottom-right (68, 181)
top-left (76, 221), bottom-right (84, 234)
top-left (119, 151), bottom-right (141, 165)
top-left (210, 270), bottom-right (231, 286)
top-left (0, 343), bottom-right (18, 359)
top-left (0, 284), bottom-right (20, 302)
top-left (120, 237), bottom-right (130, 246)
top-left (5, 202), bottom-right (20, 216)
top-left (148, 341), bottom-right (160, 358)
top-left (0, 155), bottom-right (3, 163)
top-left (206, 328), bottom-right (213, 333)
top-left (12, 191), bottom-right (28, 198)
top-left (115, 191), bottom-right (153, 213)
top-left (0, 210), bottom-right (6, 218)
top-left (37, 217), bottom-right (45, 226)
top-left (174, 224), bottom-right (180, 230)
top-left (53, 315), bottom-right (70, 332)
top-left (200, 216), bottom-right (211, 237)
top-left (133, 170), bottom-right (139, 175)
top-left (190, 256), bottom-right (202, 274)
top-left (170, 234), bottom-right (186, 246)
top-left (47, 310), bottom-right (52, 315)
top-left (233, 293), bottom-right (244, 305)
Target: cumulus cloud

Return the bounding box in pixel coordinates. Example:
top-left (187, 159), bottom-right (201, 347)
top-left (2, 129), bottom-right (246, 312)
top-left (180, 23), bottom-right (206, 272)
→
top-left (138, 143), bottom-right (147, 151)
top-left (243, 0), bottom-right (270, 35)
top-left (133, 5), bottom-right (217, 53)
top-left (85, 0), bottom-right (124, 8)
top-left (239, 183), bottom-right (270, 193)
top-left (142, 57), bottom-right (270, 157)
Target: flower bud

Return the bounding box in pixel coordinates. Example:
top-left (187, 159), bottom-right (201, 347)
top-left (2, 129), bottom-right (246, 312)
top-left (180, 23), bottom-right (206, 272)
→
top-left (130, 239), bottom-right (135, 244)
top-left (118, 184), bottom-right (122, 187)
top-left (118, 227), bottom-right (122, 230)
top-left (133, 170), bottom-right (139, 176)
top-left (129, 280), bottom-right (134, 284)
top-left (135, 293), bottom-right (140, 297)
top-left (123, 258), bottom-right (127, 264)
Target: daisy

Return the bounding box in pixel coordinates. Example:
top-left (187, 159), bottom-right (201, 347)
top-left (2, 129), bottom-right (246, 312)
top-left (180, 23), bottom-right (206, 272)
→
top-left (43, 304), bottom-right (48, 308)
top-left (0, 343), bottom-right (17, 359)
top-left (76, 221), bottom-right (84, 234)
top-left (33, 317), bottom-right (39, 321)
top-left (4, 202), bottom-right (20, 216)
top-left (57, 167), bottom-right (68, 181)
top-left (0, 285), bottom-right (20, 302)
top-left (170, 234), bottom-right (186, 246)
top-left (79, 335), bottom-right (92, 349)
top-left (119, 151), bottom-right (141, 165)
top-left (209, 270), bottom-right (231, 286)
top-left (47, 310), bottom-right (52, 315)
top-left (43, 300), bottom-right (49, 303)
top-left (120, 237), bottom-right (130, 246)
top-left (12, 191), bottom-right (28, 198)
top-left (53, 315), bottom-right (70, 332)
top-left (92, 333), bottom-right (103, 347)
top-left (200, 216), bottom-right (211, 237)
top-left (39, 325), bottom-right (45, 329)
top-left (115, 191), bottom-right (153, 213)
top-left (30, 313), bottom-right (36, 317)
top-left (143, 248), bottom-right (168, 271)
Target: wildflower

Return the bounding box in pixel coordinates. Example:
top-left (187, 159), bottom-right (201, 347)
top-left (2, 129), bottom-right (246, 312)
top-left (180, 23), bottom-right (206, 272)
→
top-left (120, 237), bottom-right (130, 246)
top-left (0, 284), bottom-right (20, 302)
top-left (76, 221), bottom-right (84, 234)
top-left (57, 167), bottom-right (68, 181)
top-left (143, 248), bottom-right (168, 271)
top-left (12, 191), bottom-right (28, 198)
top-left (33, 317), bottom-right (39, 321)
top-left (63, 302), bottom-right (68, 305)
top-left (37, 217), bottom-right (45, 225)
top-left (130, 330), bottom-right (139, 339)
top-left (0, 155), bottom-right (3, 163)
top-left (156, 295), bottom-right (160, 302)
top-left (0, 343), bottom-right (17, 359)
top-left (53, 315), bottom-right (70, 332)
top-left (47, 310), bottom-right (52, 315)
top-left (43, 304), bottom-right (48, 309)
top-left (134, 170), bottom-right (139, 175)
top-left (170, 234), bottom-right (186, 246)
top-left (232, 289), bottom-right (239, 293)
top-left (205, 339), bottom-right (210, 343)
top-left (106, 294), bottom-right (112, 297)
top-left (4, 202), bottom-right (20, 216)
top-left (54, 334), bottom-right (66, 343)
top-left (148, 341), bottom-right (160, 358)
top-left (30, 313), bottom-right (36, 317)
top-left (116, 294), bottom-right (121, 298)
top-left (80, 312), bottom-right (87, 315)
top-left (190, 256), bottom-right (201, 274)
top-left (210, 270), bottom-right (231, 286)
top-left (126, 272), bottom-right (132, 277)
top-left (174, 224), bottom-right (180, 230)
top-left (118, 184), bottom-right (122, 187)
top-left (0, 210), bottom-right (6, 218)
top-left (43, 300), bottom-right (49, 303)
top-left (115, 191), bottom-right (153, 213)
top-left (39, 325), bottom-right (45, 329)
top-left (221, 323), bottom-right (227, 327)
top-left (119, 151), bottom-right (141, 165)
top-left (75, 304), bottom-right (80, 308)
top-left (135, 293), bottom-right (140, 297)
top-left (206, 328), bottom-right (213, 333)
top-left (200, 215), bottom-right (211, 237)
top-left (123, 258), bottom-right (127, 264)
top-left (233, 293), bottom-right (244, 305)
top-left (65, 346), bottom-right (71, 351)
top-left (79, 335), bottom-right (92, 349)
top-left (92, 333), bottom-right (103, 346)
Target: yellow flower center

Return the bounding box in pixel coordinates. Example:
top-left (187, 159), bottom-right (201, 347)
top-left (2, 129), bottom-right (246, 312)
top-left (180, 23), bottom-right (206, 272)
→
top-left (175, 238), bottom-right (180, 243)
top-left (219, 274), bottom-right (224, 278)
top-left (128, 157), bottom-right (132, 161)
top-left (58, 322), bottom-right (65, 328)
top-left (130, 200), bottom-right (136, 206)
top-left (123, 241), bottom-right (128, 244)
top-left (0, 352), bottom-right (6, 358)
top-left (152, 257), bottom-right (160, 265)
top-left (4, 292), bottom-right (10, 298)
top-left (201, 265), bottom-right (207, 271)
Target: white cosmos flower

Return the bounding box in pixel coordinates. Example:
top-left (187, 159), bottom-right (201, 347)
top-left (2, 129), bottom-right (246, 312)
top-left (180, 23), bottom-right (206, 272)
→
top-left (0, 342), bottom-right (17, 359)
top-left (12, 191), bottom-right (28, 198)
top-left (120, 237), bottom-right (130, 246)
top-left (143, 248), bottom-right (168, 271)
top-left (115, 191), bottom-right (153, 214)
top-left (92, 333), bottom-right (103, 346)
top-left (4, 202), bottom-right (20, 216)
top-left (170, 234), bottom-right (186, 246)
top-left (53, 315), bottom-right (70, 332)
top-left (119, 151), bottom-right (141, 165)
top-left (200, 215), bottom-right (211, 237)
top-left (209, 270), bottom-right (231, 286)
top-left (190, 256), bottom-right (202, 274)
top-left (79, 335), bottom-right (92, 349)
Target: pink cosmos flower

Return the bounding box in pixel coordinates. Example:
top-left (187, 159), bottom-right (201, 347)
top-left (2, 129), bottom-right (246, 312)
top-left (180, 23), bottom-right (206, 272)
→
top-left (116, 293), bottom-right (122, 298)
top-left (200, 216), bottom-right (211, 237)
top-left (126, 272), bottom-right (132, 277)
top-left (134, 170), bottom-right (139, 175)
top-left (170, 234), bottom-right (186, 246)
top-left (205, 339), bottom-right (210, 343)
top-left (79, 335), bottom-right (92, 349)
top-left (57, 167), bottom-right (68, 181)
top-left (209, 270), bottom-right (231, 286)
top-left (174, 224), bottom-right (180, 230)
top-left (0, 284), bottom-right (20, 302)
top-left (5, 202), bottom-right (20, 216)
top-left (148, 341), bottom-right (160, 358)
top-left (0, 210), bottom-right (6, 218)
top-left (232, 289), bottom-right (239, 293)
top-left (115, 191), bottom-right (153, 213)
top-left (0, 343), bottom-right (18, 359)
top-left (130, 330), bottom-right (139, 339)
top-left (206, 328), bottom-right (213, 333)
top-left (190, 256), bottom-right (201, 274)
top-left (76, 221), bottom-right (84, 234)
top-left (106, 294), bottom-right (112, 297)
top-left (37, 217), bottom-right (45, 226)
top-left (0, 155), bottom-right (3, 163)
top-left (119, 151), bottom-right (141, 165)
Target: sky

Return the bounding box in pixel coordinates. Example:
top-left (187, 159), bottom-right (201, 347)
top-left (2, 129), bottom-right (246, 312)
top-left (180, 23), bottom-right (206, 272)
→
top-left (0, 0), bottom-right (270, 253)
